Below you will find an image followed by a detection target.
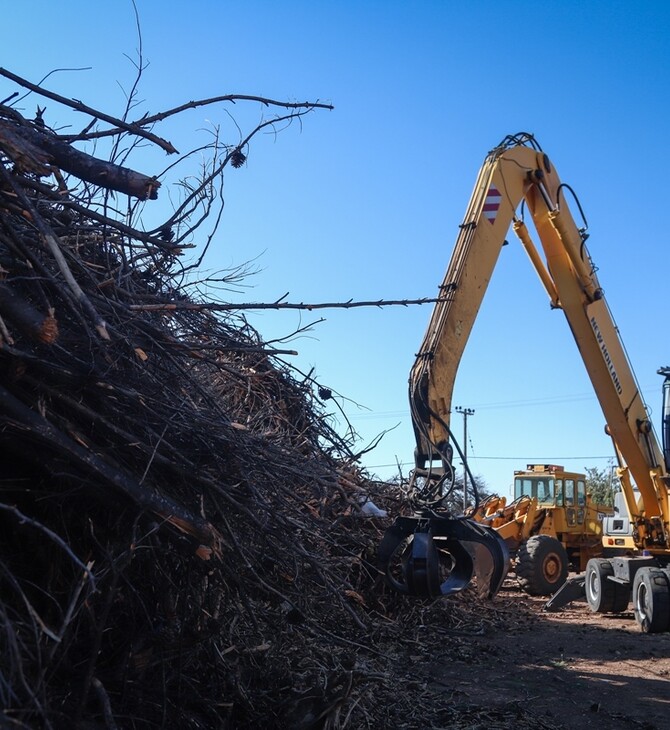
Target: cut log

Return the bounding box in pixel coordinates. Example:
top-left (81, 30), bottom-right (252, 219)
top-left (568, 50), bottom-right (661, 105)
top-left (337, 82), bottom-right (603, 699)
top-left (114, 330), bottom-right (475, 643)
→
top-left (0, 119), bottom-right (160, 200)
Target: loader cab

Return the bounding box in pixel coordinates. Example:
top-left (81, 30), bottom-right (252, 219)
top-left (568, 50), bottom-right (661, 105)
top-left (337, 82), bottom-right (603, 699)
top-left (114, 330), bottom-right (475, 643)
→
top-left (513, 464), bottom-right (587, 523)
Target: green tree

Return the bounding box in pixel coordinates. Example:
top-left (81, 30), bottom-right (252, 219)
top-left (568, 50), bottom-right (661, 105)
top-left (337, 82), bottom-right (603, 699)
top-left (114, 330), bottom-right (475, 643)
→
top-left (584, 465), bottom-right (618, 507)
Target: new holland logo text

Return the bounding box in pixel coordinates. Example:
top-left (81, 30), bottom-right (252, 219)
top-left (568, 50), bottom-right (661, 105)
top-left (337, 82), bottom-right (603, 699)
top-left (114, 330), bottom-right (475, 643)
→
top-left (590, 316), bottom-right (623, 395)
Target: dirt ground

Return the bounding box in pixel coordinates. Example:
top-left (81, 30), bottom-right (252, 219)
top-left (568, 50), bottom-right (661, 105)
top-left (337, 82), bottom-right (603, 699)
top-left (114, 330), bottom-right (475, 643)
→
top-left (414, 576), bottom-right (670, 729)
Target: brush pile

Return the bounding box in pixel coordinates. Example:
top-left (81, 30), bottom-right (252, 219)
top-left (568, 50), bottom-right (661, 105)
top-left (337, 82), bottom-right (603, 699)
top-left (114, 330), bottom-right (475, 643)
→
top-left (0, 71), bottom-right (549, 730)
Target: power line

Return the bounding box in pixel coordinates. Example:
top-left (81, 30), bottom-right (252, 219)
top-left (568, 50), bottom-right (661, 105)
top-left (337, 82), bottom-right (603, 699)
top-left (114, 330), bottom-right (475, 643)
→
top-left (365, 454), bottom-right (614, 469)
top-left (468, 455), bottom-right (614, 461)
top-left (346, 381), bottom-right (663, 421)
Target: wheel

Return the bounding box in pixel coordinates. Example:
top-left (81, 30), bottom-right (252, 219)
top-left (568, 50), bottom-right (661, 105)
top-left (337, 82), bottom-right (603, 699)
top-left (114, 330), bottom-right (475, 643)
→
top-left (633, 567), bottom-right (670, 633)
top-left (585, 558), bottom-right (630, 613)
top-left (517, 535), bottom-right (569, 596)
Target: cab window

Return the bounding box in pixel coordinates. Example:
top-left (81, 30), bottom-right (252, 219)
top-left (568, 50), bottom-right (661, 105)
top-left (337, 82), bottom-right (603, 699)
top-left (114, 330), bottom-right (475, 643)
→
top-left (555, 479), bottom-right (564, 505)
top-left (537, 479), bottom-right (554, 504)
top-left (514, 477), bottom-right (554, 503)
top-left (577, 479), bottom-right (586, 506)
top-left (514, 478), bottom-right (533, 500)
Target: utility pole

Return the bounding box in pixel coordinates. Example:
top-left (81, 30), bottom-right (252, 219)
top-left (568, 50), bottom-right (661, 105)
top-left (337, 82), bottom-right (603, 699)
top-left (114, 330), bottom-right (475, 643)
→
top-left (455, 406), bottom-right (475, 511)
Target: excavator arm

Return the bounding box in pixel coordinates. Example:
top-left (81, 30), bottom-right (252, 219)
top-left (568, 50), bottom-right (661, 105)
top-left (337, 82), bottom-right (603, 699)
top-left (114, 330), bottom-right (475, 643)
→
top-left (410, 134), bottom-right (555, 474)
top-left (380, 132), bottom-right (670, 604)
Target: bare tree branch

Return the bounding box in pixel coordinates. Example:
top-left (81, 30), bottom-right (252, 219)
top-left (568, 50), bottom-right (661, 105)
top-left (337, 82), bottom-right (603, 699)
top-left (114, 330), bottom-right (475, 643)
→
top-left (0, 67), bottom-right (178, 153)
top-left (128, 295), bottom-right (453, 313)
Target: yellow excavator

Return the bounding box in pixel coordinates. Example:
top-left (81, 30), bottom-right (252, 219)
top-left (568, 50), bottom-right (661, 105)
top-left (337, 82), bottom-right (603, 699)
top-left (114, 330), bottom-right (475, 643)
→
top-left (378, 133), bottom-right (670, 632)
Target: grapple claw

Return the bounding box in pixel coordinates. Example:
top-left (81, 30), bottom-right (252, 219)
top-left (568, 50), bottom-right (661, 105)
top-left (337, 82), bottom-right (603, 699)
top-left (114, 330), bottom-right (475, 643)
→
top-left (378, 514), bottom-right (509, 599)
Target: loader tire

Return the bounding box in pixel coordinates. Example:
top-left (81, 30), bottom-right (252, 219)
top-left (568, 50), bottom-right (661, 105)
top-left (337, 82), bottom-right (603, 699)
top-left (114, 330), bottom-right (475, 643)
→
top-left (585, 558), bottom-right (630, 614)
top-left (516, 535), bottom-right (569, 596)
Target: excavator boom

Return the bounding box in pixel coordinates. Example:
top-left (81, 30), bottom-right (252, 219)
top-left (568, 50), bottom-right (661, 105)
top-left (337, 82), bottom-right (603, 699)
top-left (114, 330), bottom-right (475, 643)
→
top-left (411, 135), bottom-right (551, 470)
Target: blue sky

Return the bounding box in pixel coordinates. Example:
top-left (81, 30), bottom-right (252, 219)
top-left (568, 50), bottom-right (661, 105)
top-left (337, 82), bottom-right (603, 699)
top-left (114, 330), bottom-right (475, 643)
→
top-left (3, 1), bottom-right (669, 497)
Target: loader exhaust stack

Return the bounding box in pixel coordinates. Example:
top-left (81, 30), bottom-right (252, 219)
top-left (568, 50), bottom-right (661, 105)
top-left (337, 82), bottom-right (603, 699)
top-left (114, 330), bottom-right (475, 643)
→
top-left (660, 367), bottom-right (670, 473)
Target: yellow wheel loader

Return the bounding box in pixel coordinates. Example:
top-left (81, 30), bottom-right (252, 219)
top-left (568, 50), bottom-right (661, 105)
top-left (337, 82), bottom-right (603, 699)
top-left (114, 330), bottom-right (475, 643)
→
top-left (470, 465), bottom-right (613, 596)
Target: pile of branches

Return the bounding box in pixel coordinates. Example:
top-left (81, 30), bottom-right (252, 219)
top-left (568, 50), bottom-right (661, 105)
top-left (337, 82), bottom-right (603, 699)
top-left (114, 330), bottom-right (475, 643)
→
top-left (0, 69), bottom-right (549, 730)
top-left (0, 69), bottom-right (383, 728)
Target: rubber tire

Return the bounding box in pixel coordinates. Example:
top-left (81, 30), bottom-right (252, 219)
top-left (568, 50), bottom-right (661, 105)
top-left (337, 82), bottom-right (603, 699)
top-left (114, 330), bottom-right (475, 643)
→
top-left (585, 558), bottom-right (630, 614)
top-left (633, 567), bottom-right (670, 633)
top-left (517, 535), bottom-right (569, 596)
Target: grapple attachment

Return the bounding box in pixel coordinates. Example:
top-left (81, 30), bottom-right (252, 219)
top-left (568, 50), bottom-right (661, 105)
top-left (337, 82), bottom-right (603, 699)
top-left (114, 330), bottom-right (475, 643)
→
top-left (378, 514), bottom-right (510, 599)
